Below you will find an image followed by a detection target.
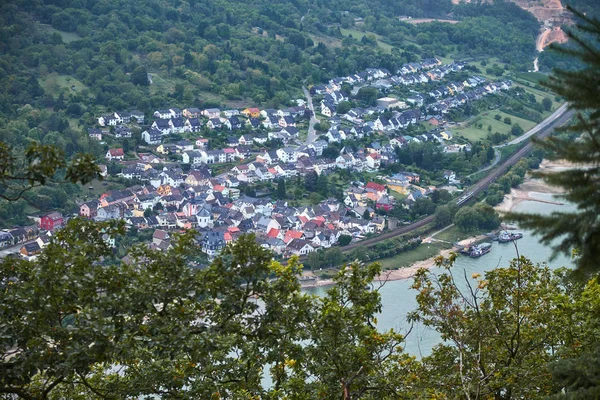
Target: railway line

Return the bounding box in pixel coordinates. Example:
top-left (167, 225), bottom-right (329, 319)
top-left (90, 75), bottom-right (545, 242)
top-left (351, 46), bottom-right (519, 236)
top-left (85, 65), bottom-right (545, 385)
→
top-left (337, 107), bottom-right (575, 254)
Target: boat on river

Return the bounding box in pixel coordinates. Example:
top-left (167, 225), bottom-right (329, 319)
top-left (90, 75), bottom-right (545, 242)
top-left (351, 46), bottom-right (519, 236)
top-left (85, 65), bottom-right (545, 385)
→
top-left (469, 242), bottom-right (492, 258)
top-left (498, 231), bottom-right (524, 243)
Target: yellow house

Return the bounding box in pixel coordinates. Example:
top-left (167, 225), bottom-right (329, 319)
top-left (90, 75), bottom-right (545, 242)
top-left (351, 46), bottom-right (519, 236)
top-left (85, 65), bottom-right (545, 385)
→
top-left (371, 217), bottom-right (385, 232)
top-left (385, 175), bottom-right (411, 195)
top-left (439, 130), bottom-right (451, 140)
top-left (242, 108), bottom-right (261, 118)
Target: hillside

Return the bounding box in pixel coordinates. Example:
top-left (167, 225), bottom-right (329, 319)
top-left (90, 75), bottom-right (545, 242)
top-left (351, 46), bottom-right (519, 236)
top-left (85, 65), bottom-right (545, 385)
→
top-left (0, 1), bottom-right (541, 120)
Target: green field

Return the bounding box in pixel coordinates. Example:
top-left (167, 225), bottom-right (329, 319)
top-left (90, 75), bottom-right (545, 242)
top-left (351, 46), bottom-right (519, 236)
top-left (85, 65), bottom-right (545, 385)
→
top-left (38, 24), bottom-right (81, 43)
top-left (514, 72), bottom-right (549, 85)
top-left (511, 82), bottom-right (562, 113)
top-left (340, 28), bottom-right (393, 53)
top-left (40, 73), bottom-right (89, 98)
top-left (453, 110), bottom-right (537, 142)
top-left (78, 179), bottom-right (126, 202)
top-left (432, 225), bottom-right (487, 243)
top-left (378, 241), bottom-right (451, 270)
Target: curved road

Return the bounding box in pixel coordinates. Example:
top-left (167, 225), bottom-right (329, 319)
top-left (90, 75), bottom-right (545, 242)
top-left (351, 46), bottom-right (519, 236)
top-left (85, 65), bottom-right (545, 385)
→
top-left (338, 105), bottom-right (575, 253)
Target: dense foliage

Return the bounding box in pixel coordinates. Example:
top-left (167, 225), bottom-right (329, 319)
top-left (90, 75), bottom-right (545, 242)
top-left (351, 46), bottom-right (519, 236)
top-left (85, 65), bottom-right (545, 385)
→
top-left (0, 0), bottom-right (540, 119)
top-left (2, 219), bottom-right (600, 399)
top-left (508, 9), bottom-right (600, 277)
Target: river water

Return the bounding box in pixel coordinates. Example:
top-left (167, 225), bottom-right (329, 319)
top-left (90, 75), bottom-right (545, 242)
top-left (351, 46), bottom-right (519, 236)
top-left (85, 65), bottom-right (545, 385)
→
top-left (307, 192), bottom-right (574, 357)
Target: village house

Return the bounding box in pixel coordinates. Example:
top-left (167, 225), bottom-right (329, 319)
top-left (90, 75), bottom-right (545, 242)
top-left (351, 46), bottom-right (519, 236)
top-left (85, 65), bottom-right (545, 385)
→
top-left (183, 108), bottom-right (201, 118)
top-left (88, 128), bottom-right (103, 140)
top-left (39, 212), bottom-right (64, 231)
top-left (106, 148), bottom-right (125, 161)
top-left (80, 200), bottom-right (99, 219)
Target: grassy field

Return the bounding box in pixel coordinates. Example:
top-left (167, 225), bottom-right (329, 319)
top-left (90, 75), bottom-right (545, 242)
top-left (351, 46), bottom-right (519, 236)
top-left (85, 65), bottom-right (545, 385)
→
top-left (78, 179), bottom-right (127, 202)
top-left (38, 24), bottom-right (81, 43)
top-left (512, 82), bottom-right (562, 113)
top-left (378, 241), bottom-right (451, 270)
top-left (339, 28), bottom-right (393, 53)
top-left (40, 73), bottom-right (89, 98)
top-left (514, 72), bottom-right (549, 85)
top-left (452, 110), bottom-right (537, 142)
top-left (433, 225), bottom-right (485, 243)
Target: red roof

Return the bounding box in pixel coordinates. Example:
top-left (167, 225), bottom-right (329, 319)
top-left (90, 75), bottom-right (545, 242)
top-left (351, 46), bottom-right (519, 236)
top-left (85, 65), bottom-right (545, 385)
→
top-left (213, 185), bottom-right (225, 192)
top-left (109, 148), bottom-right (124, 156)
top-left (311, 219), bottom-right (325, 227)
top-left (224, 232), bottom-right (232, 241)
top-left (284, 230), bottom-right (303, 243)
top-left (366, 182), bottom-right (386, 192)
top-left (228, 226), bottom-right (240, 233)
top-left (223, 148), bottom-right (235, 153)
top-left (267, 228), bottom-right (280, 238)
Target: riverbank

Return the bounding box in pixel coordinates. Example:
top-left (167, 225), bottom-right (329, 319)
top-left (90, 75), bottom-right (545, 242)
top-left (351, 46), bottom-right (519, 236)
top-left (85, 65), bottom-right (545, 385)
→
top-left (303, 159), bottom-right (578, 289)
top-left (301, 234), bottom-right (487, 288)
top-left (494, 159), bottom-right (574, 213)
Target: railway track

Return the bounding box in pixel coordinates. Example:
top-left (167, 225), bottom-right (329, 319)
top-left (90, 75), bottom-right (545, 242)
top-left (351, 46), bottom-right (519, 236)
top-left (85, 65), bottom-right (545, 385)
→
top-left (337, 107), bottom-right (575, 254)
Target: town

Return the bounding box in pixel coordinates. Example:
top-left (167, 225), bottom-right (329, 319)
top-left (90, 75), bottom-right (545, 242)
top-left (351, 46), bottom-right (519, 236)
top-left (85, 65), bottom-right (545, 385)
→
top-left (2, 58), bottom-right (514, 263)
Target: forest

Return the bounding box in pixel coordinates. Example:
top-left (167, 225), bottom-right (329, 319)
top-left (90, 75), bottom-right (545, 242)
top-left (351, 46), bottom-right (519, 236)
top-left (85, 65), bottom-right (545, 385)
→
top-left (0, 0), bottom-right (539, 120)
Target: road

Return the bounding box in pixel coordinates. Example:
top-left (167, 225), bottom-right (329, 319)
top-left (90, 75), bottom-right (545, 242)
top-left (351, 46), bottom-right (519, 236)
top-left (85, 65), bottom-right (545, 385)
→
top-left (505, 103), bottom-right (569, 146)
top-left (0, 239), bottom-right (36, 258)
top-left (467, 103), bottom-right (570, 178)
top-left (302, 86), bottom-right (320, 144)
top-left (337, 105), bottom-right (575, 254)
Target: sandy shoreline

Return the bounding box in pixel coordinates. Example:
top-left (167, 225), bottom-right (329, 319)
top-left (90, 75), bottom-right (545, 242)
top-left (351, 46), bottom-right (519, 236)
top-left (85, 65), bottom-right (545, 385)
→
top-left (494, 159), bottom-right (569, 214)
top-left (302, 234), bottom-right (488, 288)
top-left (302, 159), bottom-right (574, 289)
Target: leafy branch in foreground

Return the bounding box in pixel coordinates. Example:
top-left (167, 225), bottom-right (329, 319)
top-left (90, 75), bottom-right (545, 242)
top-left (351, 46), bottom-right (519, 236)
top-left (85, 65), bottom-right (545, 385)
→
top-left (408, 254), bottom-right (580, 399)
top-left (0, 141), bottom-right (100, 202)
top-left (506, 8), bottom-right (600, 276)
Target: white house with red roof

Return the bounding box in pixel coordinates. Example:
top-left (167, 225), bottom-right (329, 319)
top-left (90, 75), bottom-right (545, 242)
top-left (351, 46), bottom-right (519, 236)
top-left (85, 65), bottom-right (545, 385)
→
top-left (106, 148), bottom-right (125, 161)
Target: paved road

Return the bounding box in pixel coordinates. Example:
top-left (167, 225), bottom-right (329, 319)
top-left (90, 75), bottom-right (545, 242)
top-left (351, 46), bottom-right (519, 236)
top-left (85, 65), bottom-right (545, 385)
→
top-left (303, 86), bottom-right (320, 144)
top-left (505, 103), bottom-right (569, 146)
top-left (0, 239), bottom-right (36, 258)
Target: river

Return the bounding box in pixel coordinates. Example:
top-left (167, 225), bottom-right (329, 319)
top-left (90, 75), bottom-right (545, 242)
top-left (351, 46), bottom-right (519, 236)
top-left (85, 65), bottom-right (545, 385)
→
top-left (307, 192), bottom-right (574, 358)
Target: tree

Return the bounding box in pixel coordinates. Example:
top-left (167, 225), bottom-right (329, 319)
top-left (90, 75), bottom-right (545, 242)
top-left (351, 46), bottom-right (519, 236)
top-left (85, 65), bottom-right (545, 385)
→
top-left (454, 206), bottom-right (481, 231)
top-left (362, 208), bottom-right (371, 220)
top-left (130, 66), bottom-right (149, 86)
top-left (338, 234), bottom-right (352, 246)
top-left (507, 9), bottom-right (600, 276)
top-left (356, 87), bottom-right (378, 106)
top-left (0, 218), bottom-right (417, 398)
top-left (0, 141), bottom-right (100, 201)
top-left (304, 171), bottom-right (318, 192)
top-left (409, 255), bottom-right (574, 399)
top-left (336, 101), bottom-right (352, 115)
top-left (505, 12), bottom-right (600, 396)
top-left (511, 123), bottom-right (524, 136)
top-left (504, 116), bottom-right (512, 125)
top-left (276, 178), bottom-right (286, 200)
top-left (542, 97), bottom-right (553, 111)
top-left (454, 203), bottom-right (500, 231)
top-left (301, 262), bottom-right (407, 399)
top-left (434, 204), bottom-right (453, 228)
